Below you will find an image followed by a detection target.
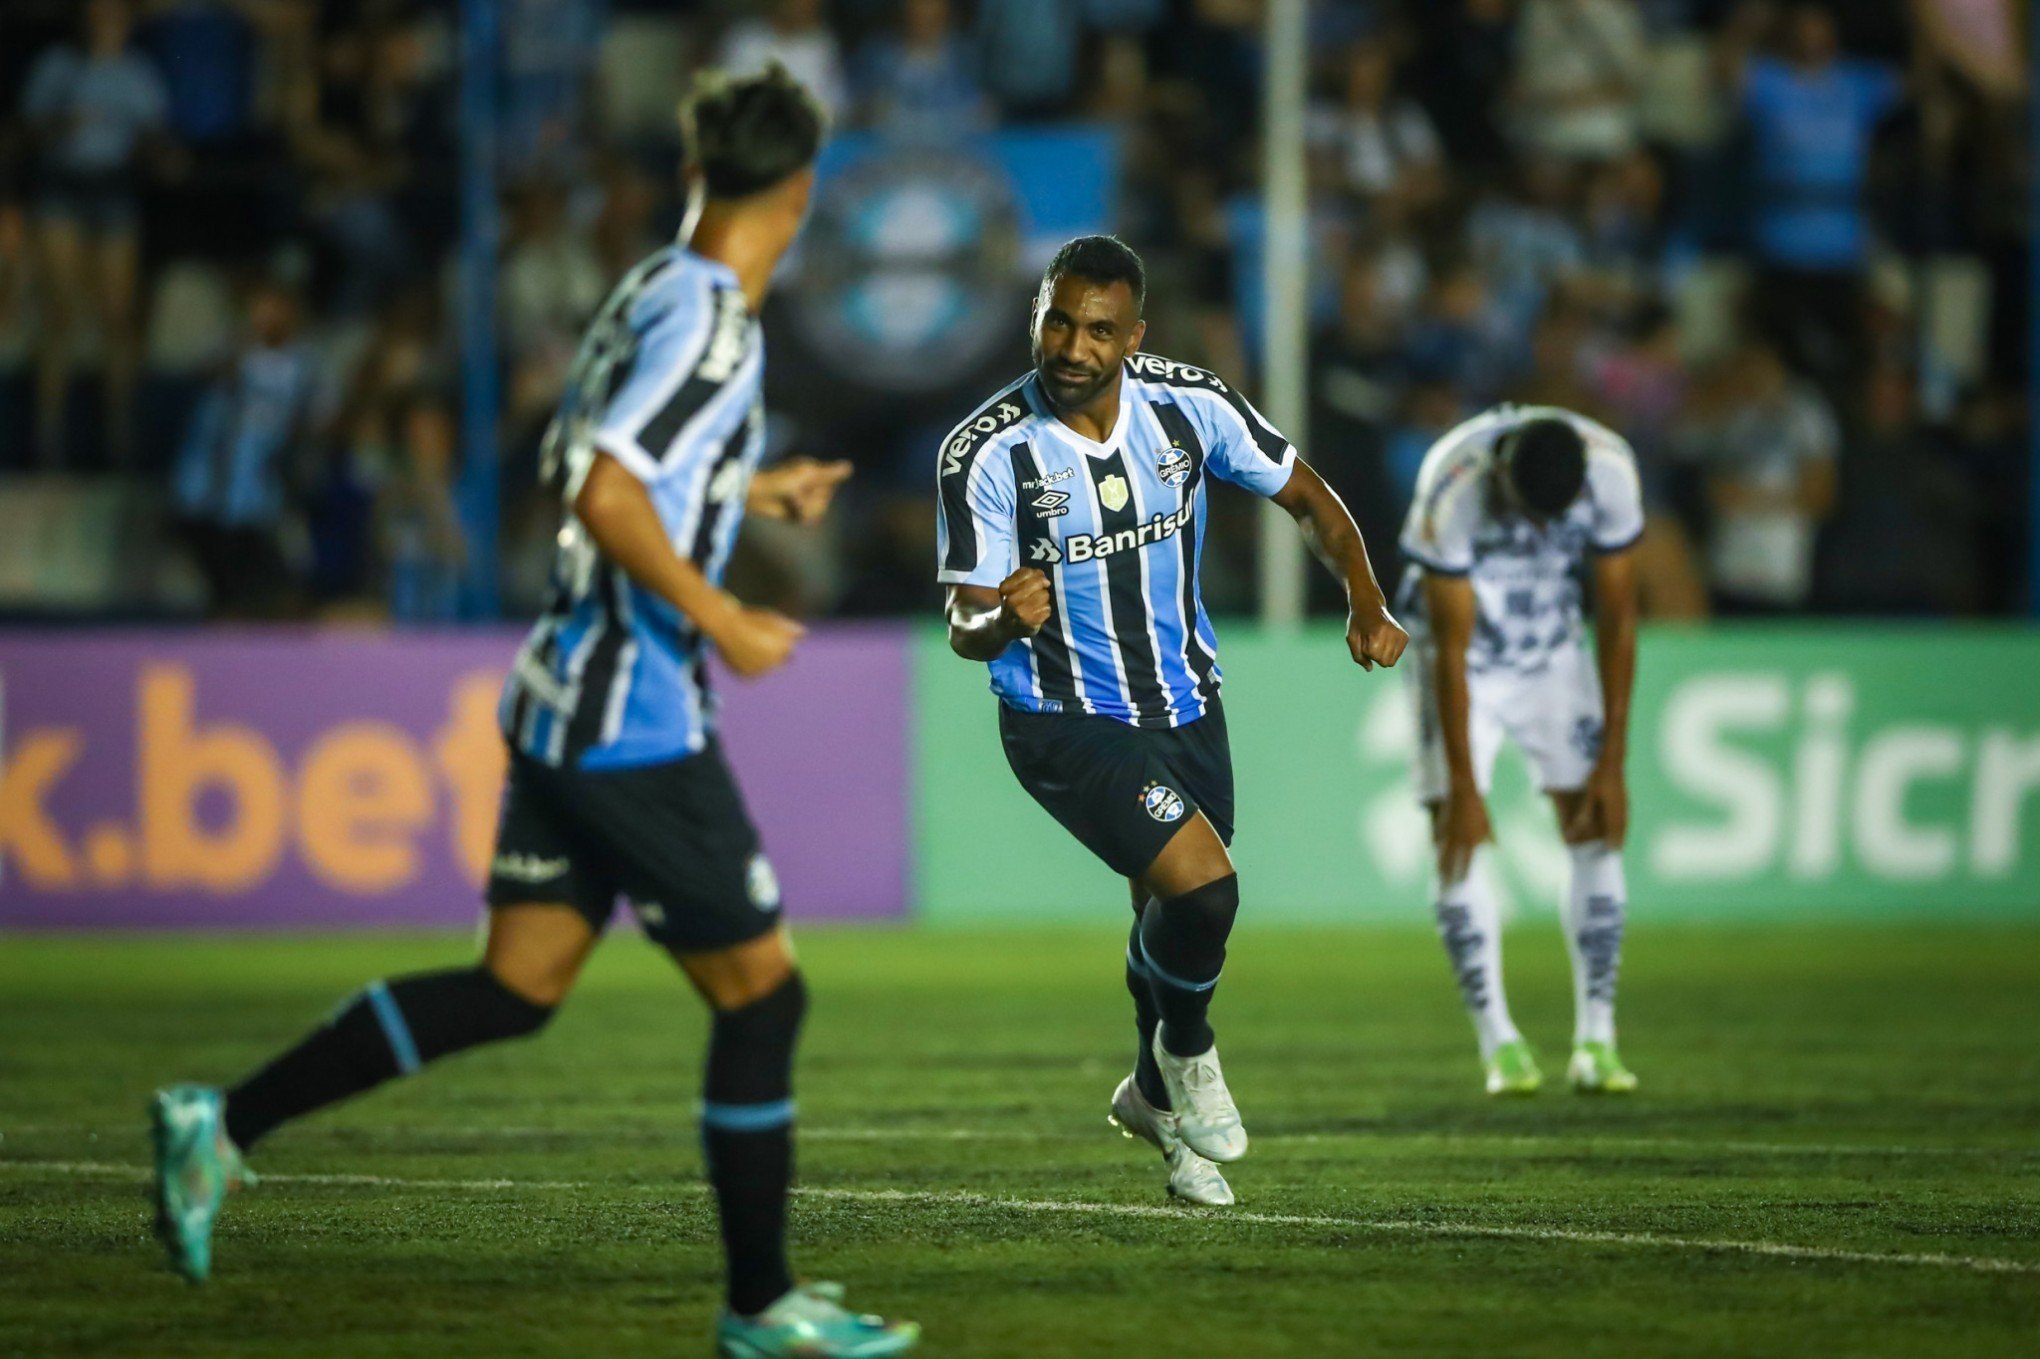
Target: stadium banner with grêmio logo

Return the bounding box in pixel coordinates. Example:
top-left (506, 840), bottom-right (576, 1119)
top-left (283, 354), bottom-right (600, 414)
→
top-left (915, 626), bottom-right (2040, 924)
top-left (784, 127), bottom-right (1120, 395)
top-left (0, 630), bottom-right (911, 929)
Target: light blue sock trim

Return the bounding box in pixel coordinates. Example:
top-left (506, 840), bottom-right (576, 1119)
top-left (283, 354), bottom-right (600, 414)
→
top-left (700, 1098), bottom-right (796, 1132)
top-left (364, 981), bottom-right (421, 1075)
top-left (1138, 937), bottom-right (1221, 993)
top-left (1125, 945), bottom-right (1150, 977)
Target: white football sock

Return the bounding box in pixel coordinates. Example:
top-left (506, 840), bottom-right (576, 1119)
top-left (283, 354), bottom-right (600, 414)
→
top-left (1433, 849), bottom-right (1521, 1060)
top-left (1563, 841), bottom-right (1627, 1046)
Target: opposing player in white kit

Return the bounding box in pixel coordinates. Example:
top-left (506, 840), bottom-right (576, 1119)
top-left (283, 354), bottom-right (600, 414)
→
top-left (1397, 406), bottom-right (1642, 1096)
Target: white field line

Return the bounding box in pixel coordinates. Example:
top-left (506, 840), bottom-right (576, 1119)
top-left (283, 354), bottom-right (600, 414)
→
top-left (5, 1124), bottom-right (2033, 1160)
top-left (4, 1156), bottom-right (2036, 1277)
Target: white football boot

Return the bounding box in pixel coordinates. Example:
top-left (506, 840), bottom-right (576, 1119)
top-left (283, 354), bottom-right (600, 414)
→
top-left (1109, 1075), bottom-right (1234, 1206)
top-left (1150, 1033), bottom-right (1248, 1162)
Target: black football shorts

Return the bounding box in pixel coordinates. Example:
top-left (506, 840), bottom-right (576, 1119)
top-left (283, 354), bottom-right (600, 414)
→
top-left (485, 738), bottom-right (782, 952)
top-left (998, 698), bottom-right (1235, 880)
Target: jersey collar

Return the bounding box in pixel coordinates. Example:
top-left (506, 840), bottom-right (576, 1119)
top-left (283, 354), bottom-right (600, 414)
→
top-left (1025, 372), bottom-right (1132, 460)
top-left (677, 244), bottom-right (743, 292)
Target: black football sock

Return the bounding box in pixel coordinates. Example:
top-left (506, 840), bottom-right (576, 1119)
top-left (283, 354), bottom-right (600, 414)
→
top-left (223, 966), bottom-right (554, 1150)
top-left (702, 971), bottom-right (807, 1317)
top-left (1139, 875), bottom-right (1240, 1058)
top-left (1124, 914), bottom-right (1170, 1109)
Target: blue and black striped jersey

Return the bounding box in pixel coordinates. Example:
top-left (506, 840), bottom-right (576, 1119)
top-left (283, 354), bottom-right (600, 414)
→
top-left (500, 246), bottom-right (765, 769)
top-left (936, 354), bottom-right (1297, 729)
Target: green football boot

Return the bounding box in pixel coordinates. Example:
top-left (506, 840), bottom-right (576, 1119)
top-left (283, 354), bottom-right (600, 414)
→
top-left (1483, 1039), bottom-right (1543, 1096)
top-left (1568, 1041), bottom-right (1639, 1093)
top-left (150, 1084), bottom-right (253, 1282)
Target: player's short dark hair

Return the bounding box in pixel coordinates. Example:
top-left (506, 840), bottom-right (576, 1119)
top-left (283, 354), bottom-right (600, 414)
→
top-left (1499, 418), bottom-right (1587, 517)
top-left (1041, 235), bottom-right (1146, 316)
top-left (681, 63), bottom-right (826, 200)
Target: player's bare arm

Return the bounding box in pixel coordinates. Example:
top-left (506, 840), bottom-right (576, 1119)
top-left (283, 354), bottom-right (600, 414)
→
top-left (1270, 460), bottom-right (1408, 671)
top-left (945, 571), bottom-right (1051, 662)
top-left (576, 450), bottom-right (804, 678)
top-left (1423, 568), bottom-right (1491, 884)
top-left (1568, 545), bottom-right (1640, 847)
top-left (748, 456), bottom-right (853, 524)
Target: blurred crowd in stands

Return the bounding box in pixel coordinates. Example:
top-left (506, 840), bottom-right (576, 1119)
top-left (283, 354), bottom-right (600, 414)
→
top-left (0, 0), bottom-right (2028, 621)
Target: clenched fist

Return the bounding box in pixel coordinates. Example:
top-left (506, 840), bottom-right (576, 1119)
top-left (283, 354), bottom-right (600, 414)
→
top-left (1348, 603), bottom-right (1409, 671)
top-left (998, 568), bottom-right (1052, 637)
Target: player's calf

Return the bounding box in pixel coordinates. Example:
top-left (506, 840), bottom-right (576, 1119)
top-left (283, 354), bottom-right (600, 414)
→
top-left (1137, 874), bottom-right (1248, 1162)
top-left (151, 969), bottom-right (555, 1282)
top-left (702, 970), bottom-right (807, 1320)
top-left (221, 965), bottom-right (556, 1152)
top-left (1562, 841), bottom-right (1627, 1049)
top-left (1557, 836), bottom-right (1637, 1093)
top-left (1123, 915), bottom-right (1171, 1110)
top-left (1137, 874), bottom-right (1237, 1057)
top-left (1430, 844), bottom-right (1529, 1090)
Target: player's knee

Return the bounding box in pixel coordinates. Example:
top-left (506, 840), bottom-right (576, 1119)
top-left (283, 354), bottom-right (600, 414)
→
top-left (1167, 872), bottom-right (1240, 947)
top-left (706, 971), bottom-right (807, 1101)
top-left (712, 968), bottom-right (807, 1034)
top-left (470, 966), bottom-right (558, 1037)
top-left (1140, 873), bottom-right (1239, 979)
top-left (380, 965), bottom-right (556, 1065)
top-left (481, 955), bottom-right (576, 1016)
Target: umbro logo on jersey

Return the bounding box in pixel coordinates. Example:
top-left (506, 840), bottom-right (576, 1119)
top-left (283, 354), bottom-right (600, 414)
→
top-left (1062, 504), bottom-right (1194, 564)
top-left (1033, 489), bottom-right (1070, 517)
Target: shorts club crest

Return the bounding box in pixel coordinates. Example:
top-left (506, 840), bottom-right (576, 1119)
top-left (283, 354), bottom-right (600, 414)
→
top-left (1144, 783), bottom-right (1187, 823)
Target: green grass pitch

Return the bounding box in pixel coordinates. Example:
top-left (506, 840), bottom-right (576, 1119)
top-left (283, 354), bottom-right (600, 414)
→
top-left (3, 922), bottom-right (2037, 1358)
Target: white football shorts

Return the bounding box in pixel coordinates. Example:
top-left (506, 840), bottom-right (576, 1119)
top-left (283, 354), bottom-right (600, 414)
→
top-left (1407, 640), bottom-right (1605, 802)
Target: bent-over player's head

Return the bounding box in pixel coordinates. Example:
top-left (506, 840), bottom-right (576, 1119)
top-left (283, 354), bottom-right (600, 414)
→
top-left (680, 62), bottom-right (827, 242)
top-left (1031, 235), bottom-right (1148, 414)
top-left (1497, 417), bottom-right (1586, 523)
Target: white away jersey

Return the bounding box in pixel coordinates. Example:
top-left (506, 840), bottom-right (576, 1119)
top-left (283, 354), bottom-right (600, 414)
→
top-left (1396, 404), bottom-right (1643, 675)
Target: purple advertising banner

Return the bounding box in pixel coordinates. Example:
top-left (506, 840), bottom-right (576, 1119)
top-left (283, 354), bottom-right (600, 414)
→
top-left (0, 627), bottom-right (910, 929)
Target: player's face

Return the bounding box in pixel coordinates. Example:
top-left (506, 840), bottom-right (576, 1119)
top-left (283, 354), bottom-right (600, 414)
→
top-left (1031, 276), bottom-right (1145, 412)
top-left (1497, 463), bottom-right (1584, 526)
top-left (1498, 467), bottom-right (1546, 524)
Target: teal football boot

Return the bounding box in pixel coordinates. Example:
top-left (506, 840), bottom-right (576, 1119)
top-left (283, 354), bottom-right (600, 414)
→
top-left (717, 1282), bottom-right (920, 1358)
top-left (150, 1084), bottom-right (253, 1282)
